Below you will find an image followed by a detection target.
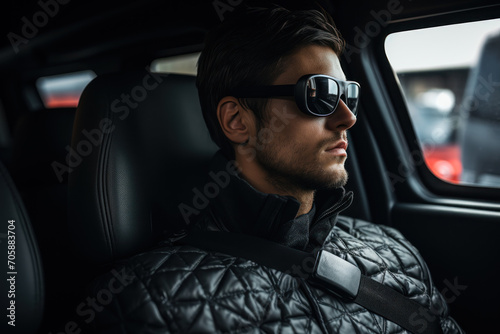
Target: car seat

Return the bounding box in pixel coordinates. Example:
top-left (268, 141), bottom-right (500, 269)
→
top-left (9, 107), bottom-right (82, 330)
top-left (68, 71), bottom-right (218, 265)
top-left (0, 159), bottom-right (44, 333)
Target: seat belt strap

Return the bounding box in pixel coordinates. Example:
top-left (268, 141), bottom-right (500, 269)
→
top-left (182, 230), bottom-right (442, 334)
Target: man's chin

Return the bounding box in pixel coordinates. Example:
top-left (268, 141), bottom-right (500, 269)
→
top-left (299, 168), bottom-right (348, 191)
top-left (323, 170), bottom-right (348, 189)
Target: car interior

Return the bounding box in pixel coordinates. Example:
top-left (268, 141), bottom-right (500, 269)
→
top-left (1, 0), bottom-right (500, 333)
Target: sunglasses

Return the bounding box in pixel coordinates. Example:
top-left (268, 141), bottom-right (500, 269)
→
top-left (229, 74), bottom-right (360, 117)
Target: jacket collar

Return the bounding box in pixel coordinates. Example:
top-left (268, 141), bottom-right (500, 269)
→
top-left (191, 151), bottom-right (353, 250)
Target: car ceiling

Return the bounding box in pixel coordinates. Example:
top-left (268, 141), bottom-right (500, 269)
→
top-left (1, 0), bottom-right (499, 74)
top-left (0, 0), bottom-right (498, 129)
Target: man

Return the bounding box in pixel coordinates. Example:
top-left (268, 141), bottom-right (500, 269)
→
top-left (88, 5), bottom-right (463, 333)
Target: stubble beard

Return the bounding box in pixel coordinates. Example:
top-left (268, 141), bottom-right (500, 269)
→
top-left (255, 138), bottom-right (349, 194)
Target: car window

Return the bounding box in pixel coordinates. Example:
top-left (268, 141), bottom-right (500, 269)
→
top-left (150, 52), bottom-right (200, 75)
top-left (385, 18), bottom-right (500, 187)
top-left (36, 70), bottom-right (96, 108)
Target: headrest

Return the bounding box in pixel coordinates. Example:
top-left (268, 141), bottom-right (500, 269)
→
top-left (11, 108), bottom-right (75, 185)
top-left (0, 161), bottom-right (44, 333)
top-left (68, 71), bottom-right (218, 264)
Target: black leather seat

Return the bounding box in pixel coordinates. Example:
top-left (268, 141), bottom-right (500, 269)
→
top-left (68, 72), bottom-right (218, 265)
top-left (9, 107), bottom-right (80, 330)
top-left (0, 160), bottom-right (44, 334)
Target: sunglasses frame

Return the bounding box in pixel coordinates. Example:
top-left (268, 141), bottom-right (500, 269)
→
top-left (229, 74), bottom-right (360, 117)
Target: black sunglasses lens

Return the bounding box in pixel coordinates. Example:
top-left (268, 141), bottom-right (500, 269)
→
top-left (306, 77), bottom-right (339, 115)
top-left (346, 83), bottom-right (360, 116)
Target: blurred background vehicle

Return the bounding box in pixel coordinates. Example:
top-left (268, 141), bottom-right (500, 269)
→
top-left (386, 19), bottom-right (500, 185)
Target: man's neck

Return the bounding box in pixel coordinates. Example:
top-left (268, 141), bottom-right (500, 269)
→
top-left (237, 157), bottom-right (315, 217)
top-left (293, 192), bottom-right (314, 217)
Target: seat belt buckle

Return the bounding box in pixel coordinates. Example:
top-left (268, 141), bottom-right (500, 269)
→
top-left (310, 250), bottom-right (361, 300)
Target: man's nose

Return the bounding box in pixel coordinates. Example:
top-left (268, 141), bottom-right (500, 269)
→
top-left (325, 99), bottom-right (357, 131)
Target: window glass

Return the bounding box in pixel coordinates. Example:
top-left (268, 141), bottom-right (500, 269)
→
top-left (36, 70), bottom-right (96, 108)
top-left (385, 19), bottom-right (500, 187)
top-left (150, 52), bottom-right (200, 75)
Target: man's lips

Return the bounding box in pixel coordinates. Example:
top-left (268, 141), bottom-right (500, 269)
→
top-left (325, 140), bottom-right (348, 156)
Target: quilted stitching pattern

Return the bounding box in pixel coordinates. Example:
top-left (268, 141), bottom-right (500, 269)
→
top-left (313, 217), bottom-right (460, 334)
top-left (88, 218), bottom-right (463, 334)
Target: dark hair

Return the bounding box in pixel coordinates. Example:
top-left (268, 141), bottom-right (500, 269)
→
top-left (196, 5), bottom-right (345, 157)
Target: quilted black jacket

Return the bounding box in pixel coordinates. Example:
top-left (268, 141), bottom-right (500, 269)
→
top-left (87, 153), bottom-right (464, 333)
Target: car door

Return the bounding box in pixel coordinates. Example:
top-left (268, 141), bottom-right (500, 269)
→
top-left (333, 1), bottom-right (500, 332)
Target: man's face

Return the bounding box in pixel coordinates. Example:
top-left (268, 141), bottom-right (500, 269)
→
top-left (250, 45), bottom-right (357, 192)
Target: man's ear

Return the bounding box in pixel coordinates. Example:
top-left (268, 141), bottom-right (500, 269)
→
top-left (217, 96), bottom-right (252, 144)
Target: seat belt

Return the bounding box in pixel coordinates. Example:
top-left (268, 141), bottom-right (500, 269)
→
top-left (182, 230), bottom-right (443, 334)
